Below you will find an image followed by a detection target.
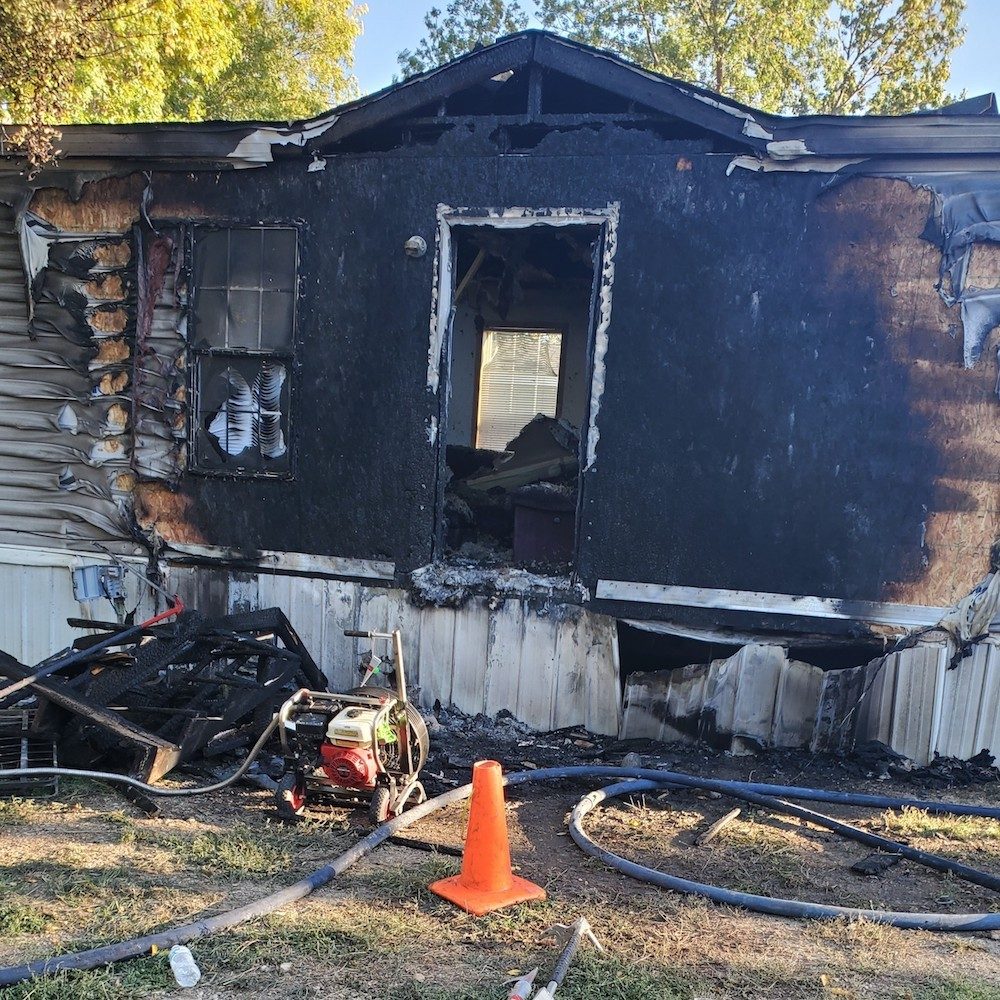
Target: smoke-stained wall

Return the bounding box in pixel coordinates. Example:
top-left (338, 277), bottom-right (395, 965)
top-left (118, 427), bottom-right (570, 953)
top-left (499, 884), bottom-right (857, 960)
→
top-left (5, 121), bottom-right (998, 615)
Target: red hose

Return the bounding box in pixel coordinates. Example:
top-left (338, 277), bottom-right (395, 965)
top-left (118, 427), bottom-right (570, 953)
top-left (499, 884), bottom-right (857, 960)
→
top-left (138, 595), bottom-right (184, 629)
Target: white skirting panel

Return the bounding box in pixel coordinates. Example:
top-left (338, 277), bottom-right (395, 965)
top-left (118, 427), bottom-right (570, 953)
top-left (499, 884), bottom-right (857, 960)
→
top-left (621, 644), bottom-right (864, 753)
top-left (163, 564), bottom-right (623, 735)
top-left (857, 639), bottom-right (1000, 765)
top-left (0, 552), bottom-right (622, 734)
top-left (0, 546), bottom-right (157, 666)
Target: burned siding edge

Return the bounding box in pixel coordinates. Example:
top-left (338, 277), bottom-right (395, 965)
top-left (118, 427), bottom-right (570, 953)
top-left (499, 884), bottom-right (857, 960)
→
top-left (163, 542), bottom-right (395, 582)
top-left (597, 579), bottom-right (954, 629)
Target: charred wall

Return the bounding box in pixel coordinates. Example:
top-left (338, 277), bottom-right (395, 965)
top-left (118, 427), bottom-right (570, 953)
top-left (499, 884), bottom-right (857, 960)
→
top-left (8, 118), bottom-right (997, 611)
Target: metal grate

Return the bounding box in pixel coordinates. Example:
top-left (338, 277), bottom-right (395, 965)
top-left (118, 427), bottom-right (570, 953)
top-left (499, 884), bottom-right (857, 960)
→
top-left (0, 710), bottom-right (58, 796)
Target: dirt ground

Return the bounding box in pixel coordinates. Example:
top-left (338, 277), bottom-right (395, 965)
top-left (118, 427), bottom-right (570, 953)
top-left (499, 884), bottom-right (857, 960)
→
top-left (3, 720), bottom-right (1000, 999)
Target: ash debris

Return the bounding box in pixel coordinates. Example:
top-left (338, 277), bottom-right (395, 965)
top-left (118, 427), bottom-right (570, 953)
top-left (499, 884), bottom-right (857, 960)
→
top-left (845, 741), bottom-right (1000, 788)
top-left (408, 560), bottom-right (587, 609)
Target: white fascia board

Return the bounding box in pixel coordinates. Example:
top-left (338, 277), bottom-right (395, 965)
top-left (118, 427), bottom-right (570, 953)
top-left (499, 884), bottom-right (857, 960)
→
top-left (596, 579), bottom-right (949, 629)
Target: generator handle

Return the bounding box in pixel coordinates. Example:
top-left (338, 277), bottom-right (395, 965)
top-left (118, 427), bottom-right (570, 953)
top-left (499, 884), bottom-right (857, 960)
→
top-left (343, 629), bottom-right (394, 639)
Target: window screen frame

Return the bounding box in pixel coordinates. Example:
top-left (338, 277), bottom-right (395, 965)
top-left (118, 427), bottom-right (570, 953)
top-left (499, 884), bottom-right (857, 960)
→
top-left (187, 223), bottom-right (300, 480)
top-left (472, 325), bottom-right (566, 450)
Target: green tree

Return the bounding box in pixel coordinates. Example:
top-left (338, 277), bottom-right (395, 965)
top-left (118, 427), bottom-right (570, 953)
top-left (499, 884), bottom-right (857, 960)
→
top-left (540, 0), bottom-right (829, 111)
top-left (397, 0), bottom-right (529, 77)
top-left (1, 0), bottom-right (364, 165)
top-left (818, 0), bottom-right (966, 114)
top-left (399, 0), bottom-right (967, 115)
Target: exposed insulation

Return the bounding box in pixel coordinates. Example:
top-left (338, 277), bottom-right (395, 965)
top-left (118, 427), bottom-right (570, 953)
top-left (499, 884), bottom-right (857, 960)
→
top-left (85, 274), bottom-right (125, 300)
top-left (29, 175), bottom-right (144, 233)
top-left (89, 308), bottom-right (128, 333)
top-left (93, 338), bottom-right (129, 364)
top-left (133, 483), bottom-right (205, 543)
top-left (964, 242), bottom-right (1000, 290)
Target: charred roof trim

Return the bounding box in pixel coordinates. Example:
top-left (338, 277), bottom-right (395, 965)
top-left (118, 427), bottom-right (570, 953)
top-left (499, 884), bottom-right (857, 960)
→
top-left (2, 30), bottom-right (999, 170)
top-left (307, 32), bottom-right (770, 154)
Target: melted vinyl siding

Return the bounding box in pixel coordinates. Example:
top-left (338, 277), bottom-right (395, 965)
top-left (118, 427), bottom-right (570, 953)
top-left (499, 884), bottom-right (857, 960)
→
top-left (0, 206), bottom-right (132, 548)
top-left (134, 235), bottom-right (186, 481)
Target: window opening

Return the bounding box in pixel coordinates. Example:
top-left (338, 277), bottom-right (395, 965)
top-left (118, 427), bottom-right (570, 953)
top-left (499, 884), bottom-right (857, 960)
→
top-left (442, 223), bottom-right (600, 570)
top-left (189, 226), bottom-right (296, 476)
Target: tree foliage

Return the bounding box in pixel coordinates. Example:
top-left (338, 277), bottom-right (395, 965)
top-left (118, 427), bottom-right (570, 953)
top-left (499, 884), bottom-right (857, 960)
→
top-left (397, 0), bottom-right (529, 77)
top-left (399, 0), bottom-right (967, 115)
top-left (0, 0), bottom-right (364, 165)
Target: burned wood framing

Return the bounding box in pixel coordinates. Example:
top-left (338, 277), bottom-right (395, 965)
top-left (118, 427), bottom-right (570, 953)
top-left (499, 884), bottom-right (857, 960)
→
top-left (0, 608), bottom-right (326, 781)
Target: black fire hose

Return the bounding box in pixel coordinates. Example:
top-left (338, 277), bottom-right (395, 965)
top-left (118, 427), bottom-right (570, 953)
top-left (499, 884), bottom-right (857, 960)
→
top-left (569, 778), bottom-right (1000, 930)
top-left (2, 765), bottom-right (1000, 986)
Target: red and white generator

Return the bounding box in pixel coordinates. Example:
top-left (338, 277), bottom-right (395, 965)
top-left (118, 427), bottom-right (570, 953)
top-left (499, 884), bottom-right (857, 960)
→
top-left (274, 629), bottom-right (428, 823)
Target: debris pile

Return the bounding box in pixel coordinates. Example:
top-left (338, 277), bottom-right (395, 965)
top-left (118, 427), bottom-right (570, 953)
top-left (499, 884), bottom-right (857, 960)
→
top-left (443, 415), bottom-right (580, 569)
top-left (0, 607), bottom-right (326, 783)
top-left (845, 741), bottom-right (1000, 787)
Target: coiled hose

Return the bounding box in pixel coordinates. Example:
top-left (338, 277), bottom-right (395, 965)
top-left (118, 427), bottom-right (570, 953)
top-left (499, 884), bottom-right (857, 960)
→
top-left (1, 764), bottom-right (1000, 986)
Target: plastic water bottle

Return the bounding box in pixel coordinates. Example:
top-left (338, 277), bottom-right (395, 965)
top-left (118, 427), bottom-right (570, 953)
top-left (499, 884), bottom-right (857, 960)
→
top-left (168, 945), bottom-right (201, 988)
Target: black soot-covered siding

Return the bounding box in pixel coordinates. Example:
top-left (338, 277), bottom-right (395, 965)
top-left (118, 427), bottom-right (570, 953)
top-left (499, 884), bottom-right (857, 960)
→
top-left (148, 138), bottom-right (942, 602)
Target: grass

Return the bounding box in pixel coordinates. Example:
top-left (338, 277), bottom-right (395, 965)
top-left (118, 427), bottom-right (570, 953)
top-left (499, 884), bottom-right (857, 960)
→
top-left (1, 958), bottom-right (172, 1000)
top-left (117, 820), bottom-right (302, 877)
top-left (363, 856), bottom-right (460, 900)
top-left (917, 981), bottom-right (1000, 999)
top-left (558, 952), bottom-right (698, 1000)
top-left (0, 798), bottom-right (39, 827)
top-left (4, 784), bottom-right (1000, 998)
top-left (878, 808), bottom-right (1000, 845)
top-left (0, 899), bottom-right (49, 936)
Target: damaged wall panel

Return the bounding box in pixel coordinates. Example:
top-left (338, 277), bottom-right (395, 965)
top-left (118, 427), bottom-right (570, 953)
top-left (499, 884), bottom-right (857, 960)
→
top-left (130, 149), bottom-right (947, 603)
top-left (621, 643), bottom-right (864, 753)
top-left (812, 178), bottom-right (1000, 607)
top-left (0, 202), bottom-right (137, 549)
top-left (162, 562), bottom-right (621, 734)
top-left (5, 71), bottom-right (1000, 633)
top-left (856, 639), bottom-right (1000, 765)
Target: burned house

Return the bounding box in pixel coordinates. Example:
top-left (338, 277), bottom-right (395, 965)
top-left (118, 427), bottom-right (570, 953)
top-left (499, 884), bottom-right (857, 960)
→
top-left (2, 32), bottom-right (1000, 762)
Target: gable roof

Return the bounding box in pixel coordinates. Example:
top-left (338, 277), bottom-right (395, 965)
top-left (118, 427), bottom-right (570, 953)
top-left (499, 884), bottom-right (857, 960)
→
top-left (6, 30), bottom-right (1000, 172)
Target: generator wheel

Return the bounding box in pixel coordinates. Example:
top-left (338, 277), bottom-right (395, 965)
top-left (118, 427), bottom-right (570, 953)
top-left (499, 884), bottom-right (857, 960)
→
top-left (369, 786), bottom-right (392, 825)
top-left (276, 774), bottom-right (306, 822)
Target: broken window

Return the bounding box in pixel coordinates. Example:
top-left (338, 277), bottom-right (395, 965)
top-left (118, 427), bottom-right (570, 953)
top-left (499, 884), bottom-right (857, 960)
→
top-left (476, 329), bottom-right (563, 450)
top-left (189, 227), bottom-right (296, 476)
top-left (442, 224), bottom-right (600, 569)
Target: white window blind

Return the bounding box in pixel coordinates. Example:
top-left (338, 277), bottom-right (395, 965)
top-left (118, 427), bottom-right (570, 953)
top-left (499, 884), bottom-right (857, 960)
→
top-left (476, 329), bottom-right (562, 450)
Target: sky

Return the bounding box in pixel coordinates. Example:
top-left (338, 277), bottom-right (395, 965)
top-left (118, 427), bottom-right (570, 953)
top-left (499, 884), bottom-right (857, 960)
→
top-left (353, 0), bottom-right (999, 103)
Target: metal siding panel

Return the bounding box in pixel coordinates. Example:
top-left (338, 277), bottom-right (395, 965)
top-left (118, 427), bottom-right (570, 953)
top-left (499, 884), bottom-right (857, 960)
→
top-left (702, 650), bottom-right (740, 740)
top-left (516, 612), bottom-right (560, 730)
top-left (888, 645), bottom-right (947, 764)
top-left (772, 659), bottom-right (825, 747)
top-left (417, 605), bottom-right (457, 711)
top-left (324, 579), bottom-right (362, 690)
top-left (483, 599), bottom-right (525, 718)
top-left (731, 644), bottom-right (784, 743)
top-left (935, 642), bottom-right (989, 760)
top-left (584, 614), bottom-right (621, 736)
top-left (973, 642), bottom-right (1000, 754)
top-left (552, 614), bottom-right (588, 730)
top-left (450, 599), bottom-right (490, 716)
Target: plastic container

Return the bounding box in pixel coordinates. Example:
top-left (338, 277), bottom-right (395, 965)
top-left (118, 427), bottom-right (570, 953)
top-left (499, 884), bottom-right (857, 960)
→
top-left (168, 945), bottom-right (201, 988)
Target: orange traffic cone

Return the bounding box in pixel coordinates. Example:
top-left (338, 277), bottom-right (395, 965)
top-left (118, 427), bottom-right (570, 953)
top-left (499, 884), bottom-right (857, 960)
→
top-left (430, 759), bottom-right (546, 915)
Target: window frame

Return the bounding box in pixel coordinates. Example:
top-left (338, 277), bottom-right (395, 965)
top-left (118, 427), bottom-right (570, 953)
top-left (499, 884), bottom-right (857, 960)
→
top-left (186, 223), bottom-right (300, 480)
top-left (472, 325), bottom-right (566, 450)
